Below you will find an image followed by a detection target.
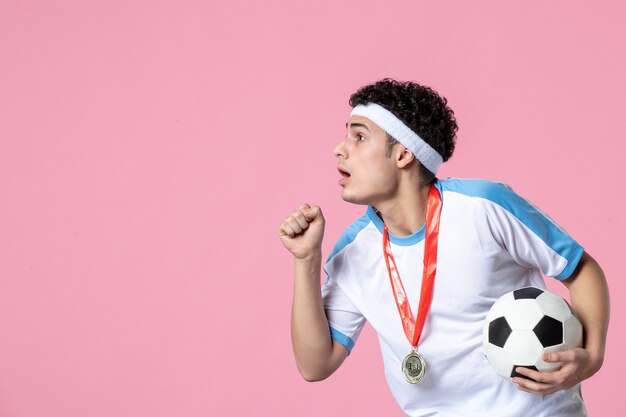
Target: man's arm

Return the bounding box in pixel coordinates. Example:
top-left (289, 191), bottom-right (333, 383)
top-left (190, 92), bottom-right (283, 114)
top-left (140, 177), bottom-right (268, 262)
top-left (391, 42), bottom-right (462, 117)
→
top-left (513, 251), bottom-right (610, 395)
top-left (279, 204), bottom-right (349, 382)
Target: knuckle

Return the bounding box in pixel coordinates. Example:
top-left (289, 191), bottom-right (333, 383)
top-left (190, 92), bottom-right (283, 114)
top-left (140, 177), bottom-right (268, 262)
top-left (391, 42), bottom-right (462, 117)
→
top-left (556, 375), bottom-right (567, 385)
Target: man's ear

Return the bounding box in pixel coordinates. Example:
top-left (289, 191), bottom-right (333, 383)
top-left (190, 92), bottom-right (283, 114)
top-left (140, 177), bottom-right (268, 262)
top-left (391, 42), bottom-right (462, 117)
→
top-left (396, 147), bottom-right (415, 168)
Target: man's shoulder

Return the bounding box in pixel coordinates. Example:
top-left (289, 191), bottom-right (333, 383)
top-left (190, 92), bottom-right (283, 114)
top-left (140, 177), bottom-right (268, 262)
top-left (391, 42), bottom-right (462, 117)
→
top-left (439, 177), bottom-right (515, 201)
top-left (326, 211), bottom-right (373, 263)
top-left (438, 177), bottom-right (530, 215)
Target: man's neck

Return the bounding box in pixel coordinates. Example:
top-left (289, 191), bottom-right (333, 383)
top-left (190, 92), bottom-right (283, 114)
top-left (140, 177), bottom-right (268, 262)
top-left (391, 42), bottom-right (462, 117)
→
top-left (375, 183), bottom-right (431, 237)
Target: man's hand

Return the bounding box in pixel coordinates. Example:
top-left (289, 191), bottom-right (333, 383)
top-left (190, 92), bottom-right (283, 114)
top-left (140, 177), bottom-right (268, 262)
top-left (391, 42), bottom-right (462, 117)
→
top-left (513, 251), bottom-right (609, 396)
top-left (278, 204), bottom-right (325, 260)
top-left (279, 205), bottom-right (346, 381)
top-left (511, 347), bottom-right (600, 395)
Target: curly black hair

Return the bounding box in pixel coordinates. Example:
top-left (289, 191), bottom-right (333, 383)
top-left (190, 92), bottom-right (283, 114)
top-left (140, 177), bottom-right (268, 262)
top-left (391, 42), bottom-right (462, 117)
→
top-left (349, 78), bottom-right (458, 183)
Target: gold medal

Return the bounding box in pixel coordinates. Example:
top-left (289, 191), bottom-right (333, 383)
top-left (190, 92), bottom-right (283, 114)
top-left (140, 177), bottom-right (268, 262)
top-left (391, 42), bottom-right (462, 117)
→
top-left (402, 350), bottom-right (426, 384)
top-left (384, 185), bottom-right (442, 385)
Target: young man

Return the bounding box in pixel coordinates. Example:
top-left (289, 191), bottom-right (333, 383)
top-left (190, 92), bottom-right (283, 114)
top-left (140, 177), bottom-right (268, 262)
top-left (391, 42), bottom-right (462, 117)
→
top-left (278, 79), bottom-right (609, 416)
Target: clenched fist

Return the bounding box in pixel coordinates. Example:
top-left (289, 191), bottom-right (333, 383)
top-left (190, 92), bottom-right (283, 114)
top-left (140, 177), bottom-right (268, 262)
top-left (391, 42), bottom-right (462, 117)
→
top-left (278, 204), bottom-right (325, 260)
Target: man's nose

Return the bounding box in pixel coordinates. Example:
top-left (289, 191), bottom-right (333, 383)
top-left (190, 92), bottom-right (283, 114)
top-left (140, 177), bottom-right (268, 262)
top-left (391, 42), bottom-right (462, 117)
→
top-left (333, 137), bottom-right (348, 158)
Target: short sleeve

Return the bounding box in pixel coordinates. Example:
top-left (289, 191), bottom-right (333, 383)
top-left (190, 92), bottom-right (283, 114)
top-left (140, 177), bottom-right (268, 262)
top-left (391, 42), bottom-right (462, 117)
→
top-left (480, 182), bottom-right (584, 280)
top-left (321, 275), bottom-right (366, 354)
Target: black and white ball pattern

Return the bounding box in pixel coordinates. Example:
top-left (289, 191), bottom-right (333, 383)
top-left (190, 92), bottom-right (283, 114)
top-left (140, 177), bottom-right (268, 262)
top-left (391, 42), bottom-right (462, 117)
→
top-left (482, 287), bottom-right (583, 379)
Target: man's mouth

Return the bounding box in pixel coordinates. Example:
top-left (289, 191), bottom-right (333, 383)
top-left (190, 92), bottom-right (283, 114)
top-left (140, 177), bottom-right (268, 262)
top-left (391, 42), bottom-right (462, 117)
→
top-left (338, 166), bottom-right (351, 185)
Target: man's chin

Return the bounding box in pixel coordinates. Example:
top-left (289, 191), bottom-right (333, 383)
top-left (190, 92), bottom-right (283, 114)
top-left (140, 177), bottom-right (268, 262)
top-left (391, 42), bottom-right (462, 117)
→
top-left (340, 190), bottom-right (368, 206)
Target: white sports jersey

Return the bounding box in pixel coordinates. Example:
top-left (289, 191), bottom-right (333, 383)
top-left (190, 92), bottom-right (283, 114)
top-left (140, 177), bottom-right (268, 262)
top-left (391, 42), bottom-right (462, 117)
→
top-left (322, 178), bottom-right (586, 417)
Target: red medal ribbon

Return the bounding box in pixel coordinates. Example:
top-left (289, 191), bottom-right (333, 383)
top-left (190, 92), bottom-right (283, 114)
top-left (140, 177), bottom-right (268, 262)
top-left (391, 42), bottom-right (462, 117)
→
top-left (382, 184), bottom-right (442, 348)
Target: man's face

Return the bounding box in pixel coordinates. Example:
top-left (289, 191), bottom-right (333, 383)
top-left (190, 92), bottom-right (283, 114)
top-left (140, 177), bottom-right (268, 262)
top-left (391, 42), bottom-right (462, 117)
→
top-left (333, 115), bottom-right (400, 206)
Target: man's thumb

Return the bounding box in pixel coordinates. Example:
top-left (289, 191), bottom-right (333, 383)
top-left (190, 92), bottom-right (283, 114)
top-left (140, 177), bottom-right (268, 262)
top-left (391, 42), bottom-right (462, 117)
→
top-left (303, 205), bottom-right (323, 222)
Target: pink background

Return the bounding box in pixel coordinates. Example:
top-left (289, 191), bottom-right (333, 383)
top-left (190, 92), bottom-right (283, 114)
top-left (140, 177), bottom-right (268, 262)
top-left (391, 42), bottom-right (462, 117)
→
top-left (1, 1), bottom-right (624, 416)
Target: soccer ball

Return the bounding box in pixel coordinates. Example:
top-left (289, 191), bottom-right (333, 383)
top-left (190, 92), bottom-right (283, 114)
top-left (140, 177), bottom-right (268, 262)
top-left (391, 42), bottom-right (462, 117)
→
top-left (482, 286), bottom-right (582, 379)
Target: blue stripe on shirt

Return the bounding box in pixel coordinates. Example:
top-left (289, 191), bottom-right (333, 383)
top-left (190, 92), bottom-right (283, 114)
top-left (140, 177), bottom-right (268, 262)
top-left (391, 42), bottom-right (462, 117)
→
top-left (441, 178), bottom-right (583, 279)
top-left (326, 214), bottom-right (371, 262)
top-left (330, 327), bottom-right (355, 353)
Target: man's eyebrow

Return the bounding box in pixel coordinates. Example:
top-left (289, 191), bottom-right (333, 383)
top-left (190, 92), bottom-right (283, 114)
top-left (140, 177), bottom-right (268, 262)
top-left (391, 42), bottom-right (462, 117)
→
top-left (345, 122), bottom-right (370, 131)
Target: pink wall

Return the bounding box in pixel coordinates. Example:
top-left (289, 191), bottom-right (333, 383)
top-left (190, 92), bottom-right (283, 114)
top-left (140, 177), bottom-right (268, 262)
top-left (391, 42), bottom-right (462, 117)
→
top-left (1, 1), bottom-right (623, 416)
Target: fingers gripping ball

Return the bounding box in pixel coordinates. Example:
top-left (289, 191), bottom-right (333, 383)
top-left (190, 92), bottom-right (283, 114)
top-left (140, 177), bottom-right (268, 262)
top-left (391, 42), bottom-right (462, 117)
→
top-left (482, 287), bottom-right (583, 380)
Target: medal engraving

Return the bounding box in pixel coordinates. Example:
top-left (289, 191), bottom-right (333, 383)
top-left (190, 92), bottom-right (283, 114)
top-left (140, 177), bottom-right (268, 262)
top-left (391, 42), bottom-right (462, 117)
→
top-left (402, 351), bottom-right (426, 384)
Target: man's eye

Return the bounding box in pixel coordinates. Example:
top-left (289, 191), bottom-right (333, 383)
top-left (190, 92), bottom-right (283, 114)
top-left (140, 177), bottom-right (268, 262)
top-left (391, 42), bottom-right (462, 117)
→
top-left (358, 134), bottom-right (366, 141)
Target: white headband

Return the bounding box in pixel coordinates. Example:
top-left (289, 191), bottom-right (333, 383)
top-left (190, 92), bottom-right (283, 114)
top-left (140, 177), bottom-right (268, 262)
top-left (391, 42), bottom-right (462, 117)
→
top-left (350, 103), bottom-right (443, 174)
